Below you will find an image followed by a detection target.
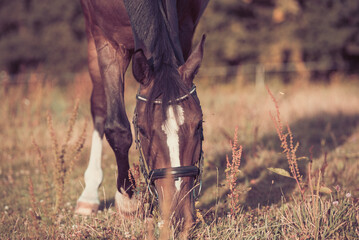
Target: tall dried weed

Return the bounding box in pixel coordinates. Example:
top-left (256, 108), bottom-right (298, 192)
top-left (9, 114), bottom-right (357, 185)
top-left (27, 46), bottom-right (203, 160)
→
top-left (267, 86), bottom-right (305, 199)
top-left (47, 99), bottom-right (88, 212)
top-left (26, 99), bottom-right (87, 237)
top-left (225, 127), bottom-right (243, 216)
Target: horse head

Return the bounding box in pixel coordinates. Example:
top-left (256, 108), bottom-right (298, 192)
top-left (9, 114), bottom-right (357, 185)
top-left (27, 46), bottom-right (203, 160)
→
top-left (132, 35), bottom-right (205, 227)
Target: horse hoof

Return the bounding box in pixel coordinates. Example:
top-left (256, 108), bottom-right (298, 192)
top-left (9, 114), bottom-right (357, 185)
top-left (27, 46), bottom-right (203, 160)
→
top-left (115, 190), bottom-right (141, 218)
top-left (74, 201), bottom-right (99, 216)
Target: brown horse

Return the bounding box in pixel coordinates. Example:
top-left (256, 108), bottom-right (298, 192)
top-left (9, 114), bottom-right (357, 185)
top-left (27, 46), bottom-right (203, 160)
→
top-left (75, 0), bottom-right (208, 228)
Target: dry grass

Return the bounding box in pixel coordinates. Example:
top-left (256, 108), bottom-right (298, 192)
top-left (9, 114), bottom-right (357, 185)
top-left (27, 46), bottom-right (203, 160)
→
top-left (0, 72), bottom-right (359, 239)
top-left (267, 86), bottom-right (305, 199)
top-left (225, 127), bottom-right (243, 216)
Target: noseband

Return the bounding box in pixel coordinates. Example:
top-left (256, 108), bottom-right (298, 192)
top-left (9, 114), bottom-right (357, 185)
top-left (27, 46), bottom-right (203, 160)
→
top-left (133, 85), bottom-right (204, 200)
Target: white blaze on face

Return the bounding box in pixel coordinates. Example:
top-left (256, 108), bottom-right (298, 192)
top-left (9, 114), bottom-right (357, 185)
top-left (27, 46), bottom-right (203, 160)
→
top-left (161, 105), bottom-right (185, 191)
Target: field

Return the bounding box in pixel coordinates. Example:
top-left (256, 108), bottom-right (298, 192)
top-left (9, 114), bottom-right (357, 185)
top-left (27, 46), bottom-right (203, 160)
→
top-left (0, 72), bottom-right (358, 239)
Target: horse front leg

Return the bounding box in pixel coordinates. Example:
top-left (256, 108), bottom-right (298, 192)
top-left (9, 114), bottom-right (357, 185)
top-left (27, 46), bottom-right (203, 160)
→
top-left (75, 26), bottom-right (106, 216)
top-left (96, 41), bottom-right (139, 216)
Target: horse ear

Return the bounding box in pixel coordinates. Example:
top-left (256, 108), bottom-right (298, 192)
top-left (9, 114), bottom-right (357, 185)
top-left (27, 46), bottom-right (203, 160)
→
top-left (132, 50), bottom-right (150, 85)
top-left (179, 34), bottom-right (206, 85)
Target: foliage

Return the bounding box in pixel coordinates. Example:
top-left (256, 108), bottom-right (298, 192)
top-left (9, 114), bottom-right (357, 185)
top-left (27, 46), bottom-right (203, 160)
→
top-left (46, 100), bottom-right (88, 213)
top-left (225, 127), bottom-right (243, 216)
top-left (0, 0), bottom-right (86, 74)
top-left (267, 86), bottom-right (305, 198)
top-left (198, 0), bottom-right (359, 79)
top-left (1, 0), bottom-right (359, 79)
top-left (25, 100), bottom-right (88, 238)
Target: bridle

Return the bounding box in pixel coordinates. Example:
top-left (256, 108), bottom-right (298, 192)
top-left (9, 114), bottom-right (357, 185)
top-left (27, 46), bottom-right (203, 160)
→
top-left (132, 85), bottom-right (204, 200)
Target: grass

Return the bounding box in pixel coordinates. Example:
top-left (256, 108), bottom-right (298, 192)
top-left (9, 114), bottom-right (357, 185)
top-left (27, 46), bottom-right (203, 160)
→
top-left (0, 72), bottom-right (359, 239)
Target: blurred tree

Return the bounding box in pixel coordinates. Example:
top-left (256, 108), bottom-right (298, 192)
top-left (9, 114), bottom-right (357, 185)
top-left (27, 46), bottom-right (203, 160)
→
top-left (297, 0), bottom-right (359, 71)
top-left (197, 0), bottom-right (359, 82)
top-left (0, 0), bottom-right (358, 81)
top-left (0, 0), bottom-right (86, 75)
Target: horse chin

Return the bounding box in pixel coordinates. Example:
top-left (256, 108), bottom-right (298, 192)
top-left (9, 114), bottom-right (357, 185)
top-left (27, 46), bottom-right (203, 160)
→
top-left (173, 196), bottom-right (195, 227)
top-left (171, 202), bottom-right (195, 238)
top-left (156, 181), bottom-right (195, 231)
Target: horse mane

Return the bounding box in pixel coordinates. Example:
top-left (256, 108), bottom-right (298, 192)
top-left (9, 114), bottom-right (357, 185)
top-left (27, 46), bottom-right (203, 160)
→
top-left (124, 0), bottom-right (188, 121)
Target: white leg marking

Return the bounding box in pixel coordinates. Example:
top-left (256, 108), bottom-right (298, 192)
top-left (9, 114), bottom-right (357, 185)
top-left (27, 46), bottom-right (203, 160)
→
top-left (161, 106), bottom-right (184, 191)
top-left (77, 130), bottom-right (103, 204)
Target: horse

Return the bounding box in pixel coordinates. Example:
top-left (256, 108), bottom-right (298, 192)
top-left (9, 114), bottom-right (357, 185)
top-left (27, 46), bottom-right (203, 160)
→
top-left (75, 0), bottom-right (209, 229)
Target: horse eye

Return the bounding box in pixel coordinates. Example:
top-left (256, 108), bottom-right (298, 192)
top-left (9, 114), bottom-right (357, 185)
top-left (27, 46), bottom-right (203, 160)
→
top-left (139, 127), bottom-right (148, 139)
top-left (197, 121), bottom-right (203, 130)
top-left (197, 121), bottom-right (204, 140)
top-left (195, 121), bottom-right (202, 134)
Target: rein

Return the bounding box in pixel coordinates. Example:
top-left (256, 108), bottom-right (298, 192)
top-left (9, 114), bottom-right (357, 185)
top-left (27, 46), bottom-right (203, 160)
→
top-left (133, 85), bottom-right (204, 200)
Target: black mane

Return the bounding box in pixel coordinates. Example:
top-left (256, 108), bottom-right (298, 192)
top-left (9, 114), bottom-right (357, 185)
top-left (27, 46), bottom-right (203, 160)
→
top-left (124, 0), bottom-right (188, 119)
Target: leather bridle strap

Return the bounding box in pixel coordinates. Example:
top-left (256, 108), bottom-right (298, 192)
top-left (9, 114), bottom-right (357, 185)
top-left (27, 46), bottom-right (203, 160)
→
top-left (136, 85), bottom-right (197, 104)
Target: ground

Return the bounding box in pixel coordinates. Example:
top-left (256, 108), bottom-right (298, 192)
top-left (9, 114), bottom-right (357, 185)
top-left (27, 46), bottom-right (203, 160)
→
top-left (0, 72), bottom-right (358, 239)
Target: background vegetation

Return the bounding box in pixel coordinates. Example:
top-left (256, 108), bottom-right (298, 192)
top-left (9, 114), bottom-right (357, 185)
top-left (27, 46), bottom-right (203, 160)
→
top-left (200, 0), bottom-right (359, 73)
top-left (0, 0), bottom-right (85, 74)
top-left (1, 0), bottom-right (359, 80)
